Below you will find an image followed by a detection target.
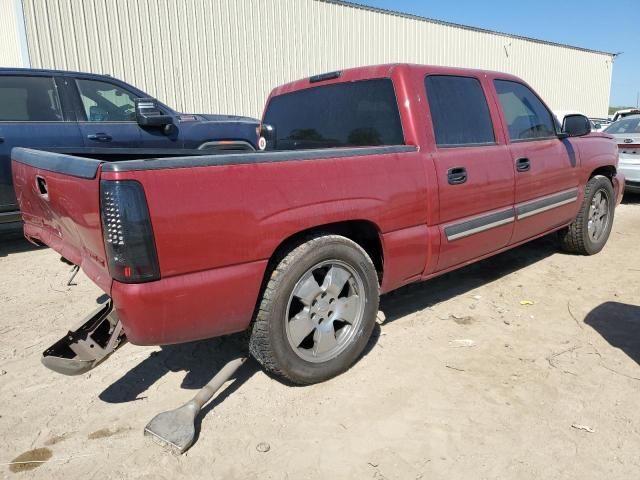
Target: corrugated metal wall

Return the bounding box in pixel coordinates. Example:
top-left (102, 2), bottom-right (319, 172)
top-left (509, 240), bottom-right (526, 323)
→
top-left (19, 0), bottom-right (613, 118)
top-left (0, 0), bottom-right (27, 68)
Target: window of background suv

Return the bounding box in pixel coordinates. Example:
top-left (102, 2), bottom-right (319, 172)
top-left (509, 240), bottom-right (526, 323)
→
top-left (425, 75), bottom-right (495, 147)
top-left (76, 78), bottom-right (137, 122)
top-left (494, 80), bottom-right (556, 141)
top-left (0, 76), bottom-right (63, 122)
top-left (262, 78), bottom-right (404, 150)
top-left (604, 117), bottom-right (640, 135)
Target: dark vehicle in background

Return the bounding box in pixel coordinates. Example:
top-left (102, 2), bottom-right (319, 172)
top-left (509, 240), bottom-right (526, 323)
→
top-left (0, 68), bottom-right (259, 231)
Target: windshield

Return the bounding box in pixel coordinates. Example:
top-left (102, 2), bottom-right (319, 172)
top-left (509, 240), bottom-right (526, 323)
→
top-left (604, 116), bottom-right (640, 135)
top-left (262, 78), bottom-right (404, 150)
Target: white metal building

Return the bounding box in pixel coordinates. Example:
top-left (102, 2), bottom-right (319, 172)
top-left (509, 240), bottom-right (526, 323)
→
top-left (1, 0), bottom-right (615, 118)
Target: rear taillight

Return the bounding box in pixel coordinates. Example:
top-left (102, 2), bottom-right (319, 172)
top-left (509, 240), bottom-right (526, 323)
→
top-left (100, 180), bottom-right (160, 283)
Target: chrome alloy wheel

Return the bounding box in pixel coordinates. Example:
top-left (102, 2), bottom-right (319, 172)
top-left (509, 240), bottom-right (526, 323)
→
top-left (587, 189), bottom-right (610, 242)
top-left (285, 260), bottom-right (366, 363)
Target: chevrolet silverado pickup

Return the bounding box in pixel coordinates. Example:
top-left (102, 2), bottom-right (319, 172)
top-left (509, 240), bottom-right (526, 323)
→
top-left (0, 68), bottom-right (258, 232)
top-left (12, 64), bottom-right (624, 385)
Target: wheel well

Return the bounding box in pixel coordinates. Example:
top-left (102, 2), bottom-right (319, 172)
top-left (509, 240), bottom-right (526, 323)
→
top-left (590, 165), bottom-right (616, 182)
top-left (268, 220), bottom-right (384, 285)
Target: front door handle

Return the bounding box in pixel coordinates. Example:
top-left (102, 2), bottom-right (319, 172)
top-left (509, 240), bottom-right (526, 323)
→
top-left (87, 133), bottom-right (112, 142)
top-left (0, 137), bottom-right (4, 144)
top-left (447, 166), bottom-right (467, 185)
top-left (516, 157), bottom-right (530, 172)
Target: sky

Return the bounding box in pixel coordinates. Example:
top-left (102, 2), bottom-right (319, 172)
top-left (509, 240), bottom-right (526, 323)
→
top-left (359, 0), bottom-right (639, 107)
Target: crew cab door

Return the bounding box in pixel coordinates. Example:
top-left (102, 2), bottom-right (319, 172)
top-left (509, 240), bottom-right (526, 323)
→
top-left (71, 76), bottom-right (142, 150)
top-left (492, 80), bottom-right (580, 244)
top-left (0, 74), bottom-right (83, 216)
top-left (424, 75), bottom-right (515, 272)
top-left (70, 76), bottom-right (185, 153)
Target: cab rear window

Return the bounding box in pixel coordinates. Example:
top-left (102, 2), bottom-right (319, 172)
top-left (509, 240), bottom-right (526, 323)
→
top-left (262, 79), bottom-right (404, 150)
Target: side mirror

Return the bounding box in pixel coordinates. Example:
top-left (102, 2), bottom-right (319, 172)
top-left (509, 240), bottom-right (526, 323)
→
top-left (562, 114), bottom-right (591, 137)
top-left (135, 98), bottom-right (173, 128)
top-left (257, 123), bottom-right (276, 150)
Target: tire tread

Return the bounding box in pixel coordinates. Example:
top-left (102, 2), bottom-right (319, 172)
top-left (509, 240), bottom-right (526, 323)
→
top-left (559, 175), bottom-right (613, 255)
top-left (249, 234), bottom-right (377, 384)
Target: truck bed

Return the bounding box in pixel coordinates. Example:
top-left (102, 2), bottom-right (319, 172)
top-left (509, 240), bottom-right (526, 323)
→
top-left (12, 145), bottom-right (425, 345)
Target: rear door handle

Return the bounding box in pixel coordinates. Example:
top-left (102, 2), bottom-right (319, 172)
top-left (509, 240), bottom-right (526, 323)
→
top-left (516, 157), bottom-right (530, 172)
top-left (447, 167), bottom-right (467, 185)
top-left (0, 137), bottom-right (4, 144)
top-left (87, 133), bottom-right (112, 142)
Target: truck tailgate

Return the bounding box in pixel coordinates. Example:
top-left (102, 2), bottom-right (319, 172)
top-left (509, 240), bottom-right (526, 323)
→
top-left (11, 148), bottom-right (111, 292)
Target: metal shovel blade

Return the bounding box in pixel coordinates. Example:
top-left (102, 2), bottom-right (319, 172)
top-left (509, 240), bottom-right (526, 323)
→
top-left (144, 356), bottom-right (247, 454)
top-left (144, 401), bottom-right (199, 454)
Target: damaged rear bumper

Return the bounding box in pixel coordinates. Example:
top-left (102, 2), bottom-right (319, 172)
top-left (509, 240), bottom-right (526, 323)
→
top-left (42, 300), bottom-right (127, 376)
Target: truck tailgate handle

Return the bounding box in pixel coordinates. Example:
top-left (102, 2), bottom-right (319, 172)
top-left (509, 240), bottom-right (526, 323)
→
top-left (87, 133), bottom-right (112, 142)
top-left (516, 157), bottom-right (531, 172)
top-left (447, 166), bottom-right (467, 185)
top-left (36, 175), bottom-right (48, 198)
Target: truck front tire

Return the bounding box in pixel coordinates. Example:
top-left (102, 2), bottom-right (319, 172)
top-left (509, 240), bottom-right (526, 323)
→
top-left (249, 234), bottom-right (379, 385)
top-left (559, 175), bottom-right (615, 255)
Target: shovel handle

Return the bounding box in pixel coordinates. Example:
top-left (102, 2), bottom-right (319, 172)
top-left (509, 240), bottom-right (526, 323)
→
top-left (191, 357), bottom-right (247, 409)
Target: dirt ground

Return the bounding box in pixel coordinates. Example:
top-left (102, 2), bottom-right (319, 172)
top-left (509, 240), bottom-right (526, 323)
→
top-left (1, 195), bottom-right (639, 480)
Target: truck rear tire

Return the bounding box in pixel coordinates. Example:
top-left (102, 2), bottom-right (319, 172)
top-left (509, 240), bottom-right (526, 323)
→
top-left (559, 175), bottom-right (615, 255)
top-left (249, 234), bottom-right (379, 385)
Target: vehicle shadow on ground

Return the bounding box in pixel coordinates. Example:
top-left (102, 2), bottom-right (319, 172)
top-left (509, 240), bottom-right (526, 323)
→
top-left (379, 234), bottom-right (558, 324)
top-left (101, 236), bottom-right (557, 403)
top-left (100, 322), bottom-right (383, 403)
top-left (621, 192), bottom-right (640, 205)
top-left (99, 333), bottom-right (256, 403)
top-left (0, 235), bottom-right (43, 257)
top-left (585, 302), bottom-right (640, 366)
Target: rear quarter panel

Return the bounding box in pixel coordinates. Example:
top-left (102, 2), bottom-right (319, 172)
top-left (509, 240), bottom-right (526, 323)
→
top-left (104, 149), bottom-right (430, 344)
top-left (103, 150), bottom-right (428, 280)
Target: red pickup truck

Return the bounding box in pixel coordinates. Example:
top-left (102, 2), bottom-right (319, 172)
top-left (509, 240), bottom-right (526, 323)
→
top-left (12, 64), bottom-right (624, 385)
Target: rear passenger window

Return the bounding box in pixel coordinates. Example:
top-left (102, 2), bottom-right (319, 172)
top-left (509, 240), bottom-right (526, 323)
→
top-left (425, 75), bottom-right (495, 147)
top-left (494, 80), bottom-right (556, 141)
top-left (262, 78), bottom-right (404, 150)
top-left (0, 76), bottom-right (63, 121)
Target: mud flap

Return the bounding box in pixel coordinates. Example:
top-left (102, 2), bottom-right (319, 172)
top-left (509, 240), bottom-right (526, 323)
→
top-left (41, 300), bottom-right (127, 376)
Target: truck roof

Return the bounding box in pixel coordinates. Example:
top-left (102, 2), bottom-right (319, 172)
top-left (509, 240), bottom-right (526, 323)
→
top-left (269, 63), bottom-right (525, 98)
top-left (0, 67), bottom-right (176, 114)
top-left (0, 67), bottom-right (116, 78)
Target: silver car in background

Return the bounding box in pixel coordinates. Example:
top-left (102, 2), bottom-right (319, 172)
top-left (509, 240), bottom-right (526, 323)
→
top-left (589, 117), bottom-right (612, 132)
top-left (604, 115), bottom-right (640, 193)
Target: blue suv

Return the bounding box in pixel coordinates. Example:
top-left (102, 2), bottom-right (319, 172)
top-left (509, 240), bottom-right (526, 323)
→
top-left (0, 68), bottom-right (259, 230)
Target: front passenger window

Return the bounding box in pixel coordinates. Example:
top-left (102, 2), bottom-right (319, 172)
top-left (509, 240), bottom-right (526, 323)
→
top-left (494, 80), bottom-right (556, 141)
top-left (76, 79), bottom-right (137, 122)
